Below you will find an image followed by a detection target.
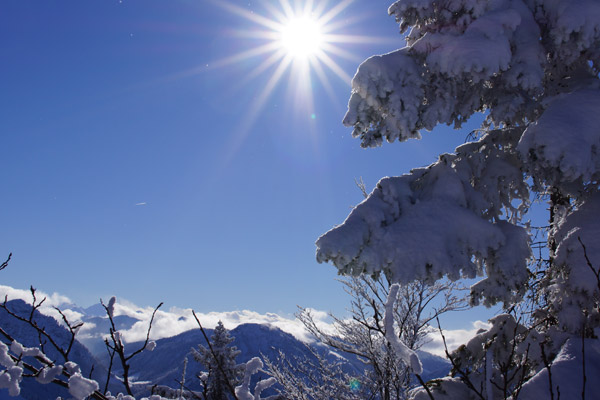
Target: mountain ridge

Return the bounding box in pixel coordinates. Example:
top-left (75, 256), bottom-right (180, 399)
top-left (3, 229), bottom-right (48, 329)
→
top-left (0, 299), bottom-right (450, 399)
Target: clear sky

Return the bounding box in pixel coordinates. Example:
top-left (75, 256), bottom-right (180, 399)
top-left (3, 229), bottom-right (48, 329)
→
top-left (0, 0), bottom-right (485, 326)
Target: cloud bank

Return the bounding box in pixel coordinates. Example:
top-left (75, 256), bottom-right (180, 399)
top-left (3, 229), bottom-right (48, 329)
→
top-left (110, 300), bottom-right (331, 345)
top-left (0, 285), bottom-right (486, 359)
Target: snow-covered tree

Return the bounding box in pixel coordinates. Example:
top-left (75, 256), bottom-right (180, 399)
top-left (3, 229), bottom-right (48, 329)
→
top-left (316, 0), bottom-right (600, 397)
top-left (296, 276), bottom-right (464, 399)
top-left (264, 344), bottom-right (369, 400)
top-left (192, 320), bottom-right (244, 400)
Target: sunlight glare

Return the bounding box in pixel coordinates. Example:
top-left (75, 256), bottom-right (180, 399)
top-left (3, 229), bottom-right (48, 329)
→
top-left (280, 16), bottom-right (323, 59)
top-left (201, 0), bottom-right (381, 165)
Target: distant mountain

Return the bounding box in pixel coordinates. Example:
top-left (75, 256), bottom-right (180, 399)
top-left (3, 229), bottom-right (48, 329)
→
top-left (77, 313), bottom-right (141, 356)
top-left (110, 324), bottom-right (304, 397)
top-left (0, 299), bottom-right (117, 400)
top-left (0, 299), bottom-right (450, 399)
top-left (417, 349), bottom-right (453, 382)
top-left (119, 323), bottom-right (449, 398)
top-left (83, 302), bottom-right (109, 317)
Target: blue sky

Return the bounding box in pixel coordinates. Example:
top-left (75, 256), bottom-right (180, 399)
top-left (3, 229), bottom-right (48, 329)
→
top-left (0, 0), bottom-right (487, 326)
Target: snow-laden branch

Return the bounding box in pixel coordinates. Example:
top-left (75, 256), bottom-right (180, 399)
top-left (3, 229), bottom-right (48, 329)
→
top-left (383, 284), bottom-right (422, 375)
top-left (316, 129), bottom-right (531, 307)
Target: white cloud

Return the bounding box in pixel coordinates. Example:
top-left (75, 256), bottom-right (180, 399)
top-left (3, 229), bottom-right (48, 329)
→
top-left (0, 285), bottom-right (489, 360)
top-left (59, 308), bottom-right (84, 323)
top-left (421, 320), bottom-right (491, 357)
top-left (0, 285), bottom-right (326, 345)
top-left (77, 321), bottom-right (98, 340)
top-left (0, 285), bottom-right (72, 307)
top-left (110, 301), bottom-right (330, 344)
top-left (0, 285), bottom-right (75, 323)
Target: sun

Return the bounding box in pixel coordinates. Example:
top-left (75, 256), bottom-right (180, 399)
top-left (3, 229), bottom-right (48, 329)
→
top-left (196, 0), bottom-right (382, 159)
top-left (279, 16), bottom-right (324, 59)
top-left (209, 0), bottom-right (361, 92)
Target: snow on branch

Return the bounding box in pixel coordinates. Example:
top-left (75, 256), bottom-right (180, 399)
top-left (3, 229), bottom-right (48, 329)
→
top-left (544, 192), bottom-right (600, 332)
top-left (384, 284), bottom-right (423, 374)
top-left (235, 357), bottom-right (276, 400)
top-left (316, 130), bottom-right (531, 307)
top-left (518, 88), bottom-right (600, 196)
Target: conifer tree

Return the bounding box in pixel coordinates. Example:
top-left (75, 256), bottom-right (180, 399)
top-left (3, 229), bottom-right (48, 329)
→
top-left (192, 321), bottom-right (244, 400)
top-left (316, 0), bottom-right (600, 397)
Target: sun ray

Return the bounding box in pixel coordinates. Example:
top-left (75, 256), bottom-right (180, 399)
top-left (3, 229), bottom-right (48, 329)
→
top-left (324, 34), bottom-right (398, 45)
top-left (278, 0), bottom-right (295, 20)
top-left (211, 48), bottom-right (289, 105)
top-left (199, 0), bottom-right (379, 166)
top-left (209, 42), bottom-right (282, 69)
top-left (314, 49), bottom-right (352, 84)
top-left (302, 0), bottom-right (316, 16)
top-left (320, 42), bottom-right (363, 63)
top-left (317, 0), bottom-right (354, 26)
top-left (229, 29), bottom-right (280, 41)
top-left (214, 0), bottom-right (283, 31)
top-left (245, 54), bottom-right (292, 123)
top-left (310, 56), bottom-right (343, 109)
top-left (222, 55), bottom-right (294, 165)
top-left (310, 0), bottom-right (329, 18)
top-left (320, 13), bottom-right (368, 33)
top-left (238, 49), bottom-right (288, 88)
top-left (288, 59), bottom-right (314, 111)
top-left (261, 0), bottom-right (288, 24)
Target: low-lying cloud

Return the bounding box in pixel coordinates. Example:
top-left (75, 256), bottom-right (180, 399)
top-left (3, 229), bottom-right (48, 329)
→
top-left (110, 300), bottom-right (332, 345)
top-left (0, 284), bottom-right (486, 359)
top-left (0, 284), bottom-right (80, 322)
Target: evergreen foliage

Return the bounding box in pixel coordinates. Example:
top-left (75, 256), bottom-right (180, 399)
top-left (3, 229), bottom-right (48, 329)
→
top-left (316, 0), bottom-right (600, 398)
top-left (192, 321), bottom-right (244, 400)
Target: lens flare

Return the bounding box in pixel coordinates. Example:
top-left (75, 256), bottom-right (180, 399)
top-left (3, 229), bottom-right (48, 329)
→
top-left (349, 378), bottom-right (361, 391)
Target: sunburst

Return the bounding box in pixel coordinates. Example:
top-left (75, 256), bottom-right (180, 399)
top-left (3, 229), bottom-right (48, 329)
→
top-left (213, 1), bottom-right (365, 112)
top-left (195, 0), bottom-right (386, 163)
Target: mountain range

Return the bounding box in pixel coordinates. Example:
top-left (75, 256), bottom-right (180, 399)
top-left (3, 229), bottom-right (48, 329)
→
top-left (0, 299), bottom-right (450, 399)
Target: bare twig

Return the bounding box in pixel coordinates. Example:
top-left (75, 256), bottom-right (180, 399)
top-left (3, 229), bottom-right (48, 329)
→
top-left (355, 177), bottom-right (368, 198)
top-left (436, 317), bottom-right (485, 400)
top-left (0, 253), bottom-right (11, 271)
top-left (102, 298), bottom-right (163, 396)
top-left (415, 373), bottom-right (435, 400)
top-left (173, 378), bottom-right (203, 400)
top-left (578, 237), bottom-right (600, 293)
top-left (540, 342), bottom-right (555, 400)
top-left (103, 338), bottom-right (116, 394)
top-left (53, 306), bottom-right (83, 359)
top-left (0, 326), bottom-right (109, 399)
top-left (0, 287), bottom-right (79, 363)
